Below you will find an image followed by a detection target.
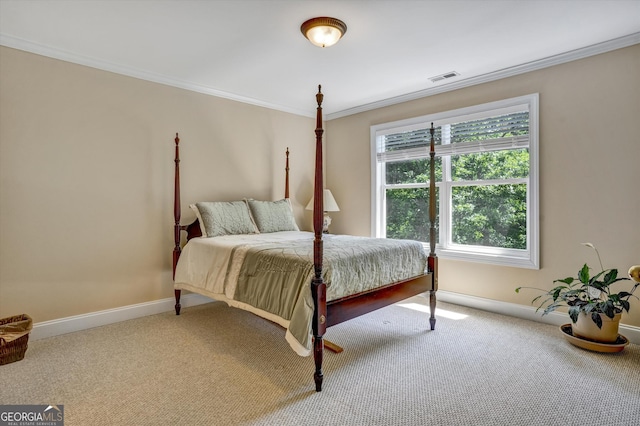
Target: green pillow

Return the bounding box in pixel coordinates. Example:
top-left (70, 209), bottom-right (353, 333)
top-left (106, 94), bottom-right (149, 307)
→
top-left (247, 199), bottom-right (300, 233)
top-left (195, 201), bottom-right (259, 237)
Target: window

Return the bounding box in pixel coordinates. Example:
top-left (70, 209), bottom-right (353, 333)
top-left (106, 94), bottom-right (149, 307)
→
top-left (371, 94), bottom-right (539, 269)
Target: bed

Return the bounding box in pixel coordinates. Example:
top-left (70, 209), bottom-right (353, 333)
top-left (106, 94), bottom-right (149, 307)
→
top-left (172, 86), bottom-right (438, 391)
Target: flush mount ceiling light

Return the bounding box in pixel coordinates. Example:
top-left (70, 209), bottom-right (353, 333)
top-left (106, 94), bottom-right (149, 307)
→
top-left (300, 17), bottom-right (347, 48)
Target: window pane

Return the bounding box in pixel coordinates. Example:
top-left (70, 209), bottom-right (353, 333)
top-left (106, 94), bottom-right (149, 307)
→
top-left (449, 112), bottom-right (529, 144)
top-left (452, 184), bottom-right (526, 249)
top-left (383, 126), bottom-right (442, 152)
top-left (386, 158), bottom-right (442, 184)
top-left (386, 187), bottom-right (439, 242)
top-left (451, 149), bottom-right (529, 181)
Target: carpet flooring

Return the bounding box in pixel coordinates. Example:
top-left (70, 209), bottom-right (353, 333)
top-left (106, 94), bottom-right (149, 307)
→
top-left (1, 295), bottom-right (639, 425)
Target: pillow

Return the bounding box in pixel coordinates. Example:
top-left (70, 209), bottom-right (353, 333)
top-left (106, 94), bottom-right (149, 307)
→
top-left (247, 198), bottom-right (300, 233)
top-left (194, 201), bottom-right (259, 237)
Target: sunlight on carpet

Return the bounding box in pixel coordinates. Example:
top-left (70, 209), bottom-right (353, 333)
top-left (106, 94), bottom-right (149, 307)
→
top-left (397, 302), bottom-right (469, 320)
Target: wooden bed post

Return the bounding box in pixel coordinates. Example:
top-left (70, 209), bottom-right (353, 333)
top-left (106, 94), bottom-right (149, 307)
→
top-left (312, 85), bottom-right (327, 392)
top-left (173, 133), bottom-right (182, 315)
top-left (428, 123), bottom-right (438, 330)
top-left (285, 148), bottom-right (290, 199)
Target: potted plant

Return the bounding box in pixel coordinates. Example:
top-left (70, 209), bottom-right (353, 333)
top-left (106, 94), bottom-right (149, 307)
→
top-left (516, 243), bottom-right (639, 343)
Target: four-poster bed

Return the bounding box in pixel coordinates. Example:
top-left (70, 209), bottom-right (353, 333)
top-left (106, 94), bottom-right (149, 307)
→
top-left (172, 86), bottom-right (438, 392)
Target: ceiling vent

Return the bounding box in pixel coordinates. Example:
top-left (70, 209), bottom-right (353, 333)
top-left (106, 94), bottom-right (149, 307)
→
top-left (429, 71), bottom-right (460, 83)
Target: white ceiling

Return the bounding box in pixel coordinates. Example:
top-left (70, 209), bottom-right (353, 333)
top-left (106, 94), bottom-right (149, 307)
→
top-left (1, 0), bottom-right (639, 119)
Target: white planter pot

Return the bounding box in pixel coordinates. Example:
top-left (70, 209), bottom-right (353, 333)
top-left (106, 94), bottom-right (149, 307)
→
top-left (572, 312), bottom-right (621, 343)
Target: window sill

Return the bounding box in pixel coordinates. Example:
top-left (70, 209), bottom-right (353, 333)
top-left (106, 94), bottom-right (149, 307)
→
top-left (425, 245), bottom-right (539, 269)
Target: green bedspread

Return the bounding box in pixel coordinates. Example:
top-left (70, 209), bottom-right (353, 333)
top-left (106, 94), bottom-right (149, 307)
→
top-left (233, 234), bottom-right (427, 354)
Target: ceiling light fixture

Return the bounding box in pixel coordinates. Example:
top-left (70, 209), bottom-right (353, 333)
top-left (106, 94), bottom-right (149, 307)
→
top-left (300, 17), bottom-right (347, 48)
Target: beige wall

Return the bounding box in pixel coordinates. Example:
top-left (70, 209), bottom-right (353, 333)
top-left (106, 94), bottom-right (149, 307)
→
top-left (325, 44), bottom-right (640, 327)
top-left (0, 46), bottom-right (315, 323)
top-left (2, 44), bottom-right (639, 330)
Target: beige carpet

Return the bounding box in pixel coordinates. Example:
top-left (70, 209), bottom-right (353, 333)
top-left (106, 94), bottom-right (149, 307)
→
top-left (1, 295), bottom-right (639, 425)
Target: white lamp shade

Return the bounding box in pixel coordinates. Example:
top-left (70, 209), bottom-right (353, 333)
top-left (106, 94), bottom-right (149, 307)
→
top-left (306, 189), bottom-right (340, 212)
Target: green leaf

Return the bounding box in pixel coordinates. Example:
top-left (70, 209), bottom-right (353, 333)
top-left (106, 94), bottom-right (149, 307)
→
top-left (602, 301), bottom-right (615, 318)
top-left (621, 300), bottom-right (630, 312)
top-left (568, 306), bottom-right (580, 323)
top-left (589, 269), bottom-right (607, 284)
top-left (551, 287), bottom-right (565, 301)
top-left (591, 312), bottom-right (603, 329)
top-left (578, 264), bottom-right (590, 284)
top-left (603, 269), bottom-right (618, 284)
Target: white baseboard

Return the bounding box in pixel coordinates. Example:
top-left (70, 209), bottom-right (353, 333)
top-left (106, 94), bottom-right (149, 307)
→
top-left (30, 290), bottom-right (639, 346)
top-left (437, 290), bottom-right (640, 345)
top-left (30, 293), bottom-right (214, 341)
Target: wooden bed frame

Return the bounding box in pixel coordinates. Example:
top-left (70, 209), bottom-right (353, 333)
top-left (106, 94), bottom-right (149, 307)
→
top-left (172, 86), bottom-right (438, 392)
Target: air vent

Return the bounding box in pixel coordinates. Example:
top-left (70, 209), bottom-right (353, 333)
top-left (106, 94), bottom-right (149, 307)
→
top-left (429, 71), bottom-right (460, 83)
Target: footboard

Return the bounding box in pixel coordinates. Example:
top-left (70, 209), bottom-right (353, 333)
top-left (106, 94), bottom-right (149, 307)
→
top-left (327, 273), bottom-right (435, 327)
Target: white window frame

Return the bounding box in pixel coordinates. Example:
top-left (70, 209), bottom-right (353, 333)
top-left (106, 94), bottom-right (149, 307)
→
top-left (370, 94), bottom-right (539, 269)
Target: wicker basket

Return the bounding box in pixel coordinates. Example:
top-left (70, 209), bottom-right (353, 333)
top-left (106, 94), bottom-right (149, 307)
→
top-left (0, 314), bottom-right (33, 365)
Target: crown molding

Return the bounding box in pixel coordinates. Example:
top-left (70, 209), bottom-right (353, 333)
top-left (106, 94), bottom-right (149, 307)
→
top-left (0, 33), bottom-right (315, 118)
top-left (2, 32), bottom-right (638, 121)
top-left (325, 32), bottom-right (640, 120)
